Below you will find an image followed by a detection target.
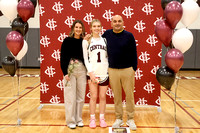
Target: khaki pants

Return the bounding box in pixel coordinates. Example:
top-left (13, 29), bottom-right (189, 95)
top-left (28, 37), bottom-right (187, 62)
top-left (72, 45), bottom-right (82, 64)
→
top-left (64, 62), bottom-right (86, 125)
top-left (108, 67), bottom-right (135, 120)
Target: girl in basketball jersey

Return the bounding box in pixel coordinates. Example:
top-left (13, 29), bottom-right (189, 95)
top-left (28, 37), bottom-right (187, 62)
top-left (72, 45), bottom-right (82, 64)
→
top-left (82, 19), bottom-right (109, 128)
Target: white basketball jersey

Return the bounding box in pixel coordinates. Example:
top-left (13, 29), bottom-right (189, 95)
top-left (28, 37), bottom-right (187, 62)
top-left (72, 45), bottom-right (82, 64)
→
top-left (82, 37), bottom-right (108, 81)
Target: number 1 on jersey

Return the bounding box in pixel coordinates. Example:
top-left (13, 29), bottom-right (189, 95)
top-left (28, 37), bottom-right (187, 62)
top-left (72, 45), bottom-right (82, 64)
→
top-left (97, 52), bottom-right (101, 63)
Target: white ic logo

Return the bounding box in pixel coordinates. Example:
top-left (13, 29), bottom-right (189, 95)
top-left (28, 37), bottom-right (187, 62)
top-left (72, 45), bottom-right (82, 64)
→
top-left (146, 34), bottom-right (158, 47)
top-left (65, 16), bottom-right (75, 28)
top-left (86, 91), bottom-right (91, 98)
top-left (151, 65), bottom-right (160, 75)
top-left (56, 80), bottom-right (64, 91)
top-left (39, 53), bottom-right (44, 64)
top-left (83, 12), bottom-right (94, 24)
top-left (103, 9), bottom-right (114, 22)
top-left (122, 6), bottom-right (134, 18)
top-left (46, 19), bottom-right (57, 31)
top-left (158, 49), bottom-right (162, 58)
top-left (155, 96), bottom-right (160, 105)
top-left (144, 82), bottom-right (155, 93)
top-left (52, 2), bottom-right (63, 14)
top-left (71, 0), bottom-right (83, 11)
top-left (135, 68), bottom-right (143, 80)
top-left (40, 82), bottom-right (49, 94)
top-left (90, 0), bottom-right (102, 7)
top-left (40, 35), bottom-right (50, 47)
top-left (39, 4), bottom-right (45, 16)
top-left (45, 66), bottom-right (56, 77)
top-left (106, 87), bottom-right (114, 98)
top-left (136, 98), bottom-right (148, 105)
top-left (135, 40), bottom-right (139, 46)
top-left (154, 17), bottom-right (163, 26)
top-left (58, 33), bottom-right (68, 42)
top-left (100, 26), bottom-right (106, 35)
top-left (52, 49), bottom-right (60, 61)
top-left (122, 100), bottom-right (126, 106)
top-left (50, 95), bottom-right (61, 104)
top-left (139, 51), bottom-right (150, 63)
top-left (134, 20), bottom-right (146, 33)
top-left (112, 0), bottom-right (119, 4)
top-left (142, 3), bottom-right (154, 15)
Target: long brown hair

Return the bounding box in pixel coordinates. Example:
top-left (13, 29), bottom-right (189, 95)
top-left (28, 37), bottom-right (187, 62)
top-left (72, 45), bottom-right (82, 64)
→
top-left (69, 20), bottom-right (85, 38)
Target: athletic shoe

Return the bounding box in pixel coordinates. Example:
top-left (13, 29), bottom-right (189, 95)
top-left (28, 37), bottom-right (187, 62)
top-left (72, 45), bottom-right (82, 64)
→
top-left (112, 119), bottom-right (124, 128)
top-left (126, 119), bottom-right (136, 130)
top-left (100, 118), bottom-right (107, 128)
top-left (77, 121), bottom-right (84, 127)
top-left (68, 123), bottom-right (76, 129)
top-left (89, 118), bottom-right (96, 128)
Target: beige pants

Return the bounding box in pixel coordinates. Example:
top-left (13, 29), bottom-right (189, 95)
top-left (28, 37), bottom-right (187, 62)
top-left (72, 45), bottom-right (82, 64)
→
top-left (64, 62), bottom-right (86, 125)
top-left (108, 67), bottom-right (135, 120)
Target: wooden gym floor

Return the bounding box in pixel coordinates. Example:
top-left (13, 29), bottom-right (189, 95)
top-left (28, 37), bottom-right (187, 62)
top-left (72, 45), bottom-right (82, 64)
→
top-left (0, 68), bottom-right (200, 133)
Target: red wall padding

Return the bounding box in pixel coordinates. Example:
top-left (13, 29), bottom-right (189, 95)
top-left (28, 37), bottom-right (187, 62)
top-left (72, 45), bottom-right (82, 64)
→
top-left (39, 0), bottom-right (163, 106)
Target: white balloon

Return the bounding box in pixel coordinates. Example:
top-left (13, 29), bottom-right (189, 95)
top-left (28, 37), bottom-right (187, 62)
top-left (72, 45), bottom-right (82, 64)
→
top-left (15, 40), bottom-right (28, 60)
top-left (0, 0), bottom-right (18, 22)
top-left (181, 0), bottom-right (200, 27)
top-left (172, 28), bottom-right (193, 53)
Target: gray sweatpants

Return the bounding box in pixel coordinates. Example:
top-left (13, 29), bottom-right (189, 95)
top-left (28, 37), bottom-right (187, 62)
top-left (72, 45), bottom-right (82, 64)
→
top-left (63, 62), bottom-right (87, 125)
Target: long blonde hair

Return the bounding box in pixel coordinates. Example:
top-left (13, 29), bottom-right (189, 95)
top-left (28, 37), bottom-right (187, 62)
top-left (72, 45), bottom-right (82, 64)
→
top-left (88, 19), bottom-right (102, 44)
top-left (69, 20), bottom-right (85, 38)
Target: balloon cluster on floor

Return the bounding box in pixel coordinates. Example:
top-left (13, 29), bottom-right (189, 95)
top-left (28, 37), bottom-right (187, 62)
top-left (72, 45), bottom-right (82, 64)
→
top-left (0, 0), bottom-right (36, 76)
top-left (155, 0), bottom-right (200, 90)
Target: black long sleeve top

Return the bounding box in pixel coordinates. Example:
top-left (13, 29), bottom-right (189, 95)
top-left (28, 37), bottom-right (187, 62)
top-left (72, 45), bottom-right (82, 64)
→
top-left (60, 37), bottom-right (84, 76)
top-left (102, 29), bottom-right (138, 71)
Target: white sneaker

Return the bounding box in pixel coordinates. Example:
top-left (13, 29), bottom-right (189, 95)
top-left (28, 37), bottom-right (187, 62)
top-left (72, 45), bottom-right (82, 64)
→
top-left (126, 119), bottom-right (136, 130)
top-left (77, 121), bottom-right (84, 127)
top-left (112, 119), bottom-right (124, 128)
top-left (68, 123), bottom-right (76, 129)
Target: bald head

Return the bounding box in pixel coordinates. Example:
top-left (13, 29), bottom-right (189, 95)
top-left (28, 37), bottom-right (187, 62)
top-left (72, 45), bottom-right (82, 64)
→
top-left (111, 15), bottom-right (124, 33)
top-left (112, 15), bottom-right (123, 22)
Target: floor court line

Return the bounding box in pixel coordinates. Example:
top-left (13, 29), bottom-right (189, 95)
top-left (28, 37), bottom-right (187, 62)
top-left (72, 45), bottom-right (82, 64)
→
top-left (161, 89), bottom-right (200, 125)
top-left (0, 84), bottom-right (40, 112)
top-left (0, 124), bottom-right (200, 130)
top-left (169, 91), bottom-right (200, 116)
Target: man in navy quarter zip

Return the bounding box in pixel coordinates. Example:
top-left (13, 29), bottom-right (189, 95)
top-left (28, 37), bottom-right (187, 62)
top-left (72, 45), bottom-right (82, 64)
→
top-left (102, 15), bottom-right (138, 131)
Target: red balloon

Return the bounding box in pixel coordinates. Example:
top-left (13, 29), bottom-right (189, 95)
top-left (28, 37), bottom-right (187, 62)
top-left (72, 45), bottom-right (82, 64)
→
top-left (6, 31), bottom-right (24, 56)
top-left (165, 48), bottom-right (184, 73)
top-left (17, 0), bottom-right (35, 22)
top-left (164, 1), bottom-right (183, 29)
top-left (155, 19), bottom-right (173, 47)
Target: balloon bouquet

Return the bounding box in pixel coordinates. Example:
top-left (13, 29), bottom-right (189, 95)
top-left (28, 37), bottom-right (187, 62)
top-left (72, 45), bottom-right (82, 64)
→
top-left (0, 0), bottom-right (36, 76)
top-left (155, 0), bottom-right (199, 90)
top-left (155, 0), bottom-right (199, 132)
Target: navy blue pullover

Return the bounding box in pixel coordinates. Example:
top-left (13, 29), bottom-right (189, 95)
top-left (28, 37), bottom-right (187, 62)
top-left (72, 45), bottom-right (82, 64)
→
top-left (102, 29), bottom-right (138, 71)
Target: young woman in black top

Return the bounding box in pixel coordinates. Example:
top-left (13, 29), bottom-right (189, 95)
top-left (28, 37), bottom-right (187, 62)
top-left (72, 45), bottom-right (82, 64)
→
top-left (60, 20), bottom-right (86, 129)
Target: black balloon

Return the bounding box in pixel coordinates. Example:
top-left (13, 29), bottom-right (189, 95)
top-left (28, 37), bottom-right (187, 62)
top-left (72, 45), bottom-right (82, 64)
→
top-left (30, 0), bottom-right (37, 8)
top-left (156, 66), bottom-right (175, 90)
top-left (30, 0), bottom-right (37, 17)
top-left (0, 10), bottom-right (3, 17)
top-left (11, 17), bottom-right (29, 36)
top-left (161, 0), bottom-right (181, 10)
top-left (2, 56), bottom-right (18, 77)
